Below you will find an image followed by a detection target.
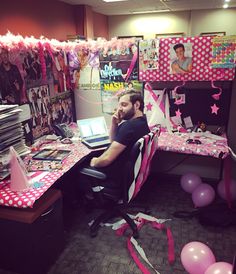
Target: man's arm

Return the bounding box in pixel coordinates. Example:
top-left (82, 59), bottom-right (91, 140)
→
top-left (90, 141), bottom-right (126, 168)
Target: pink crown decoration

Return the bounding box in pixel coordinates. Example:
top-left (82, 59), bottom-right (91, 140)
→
top-left (9, 146), bottom-right (30, 192)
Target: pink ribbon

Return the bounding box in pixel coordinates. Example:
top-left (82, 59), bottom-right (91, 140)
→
top-left (116, 216), bottom-right (175, 273)
top-left (211, 80), bottom-right (222, 100)
top-left (125, 50), bottom-right (138, 82)
top-left (127, 237), bottom-right (151, 274)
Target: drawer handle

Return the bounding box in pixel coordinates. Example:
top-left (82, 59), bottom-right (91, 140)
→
top-left (41, 206), bottom-right (53, 217)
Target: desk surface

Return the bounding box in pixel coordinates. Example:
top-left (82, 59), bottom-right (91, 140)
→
top-left (158, 131), bottom-right (229, 159)
top-left (0, 131), bottom-right (229, 209)
top-left (0, 142), bottom-right (91, 209)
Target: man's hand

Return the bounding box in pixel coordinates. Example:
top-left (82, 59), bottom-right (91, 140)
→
top-left (112, 109), bottom-right (122, 125)
top-left (90, 157), bottom-right (98, 167)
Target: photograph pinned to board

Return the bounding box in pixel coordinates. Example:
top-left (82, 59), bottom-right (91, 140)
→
top-left (169, 42), bottom-right (193, 75)
top-left (139, 39), bottom-right (160, 71)
top-left (26, 84), bottom-right (51, 140)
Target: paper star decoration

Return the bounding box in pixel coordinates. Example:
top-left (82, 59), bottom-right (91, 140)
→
top-left (146, 102), bottom-right (153, 111)
top-left (211, 104), bottom-right (219, 115)
top-left (175, 108), bottom-right (182, 118)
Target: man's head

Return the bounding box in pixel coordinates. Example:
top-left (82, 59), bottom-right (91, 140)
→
top-left (118, 90), bottom-right (144, 120)
top-left (0, 48), bottom-right (10, 65)
top-left (173, 43), bottom-right (185, 60)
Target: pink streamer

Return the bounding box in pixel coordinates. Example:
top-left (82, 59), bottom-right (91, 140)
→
top-left (211, 80), bottom-right (222, 100)
top-left (127, 237), bottom-right (151, 274)
top-left (125, 50), bottom-right (138, 82)
top-left (173, 81), bottom-right (186, 104)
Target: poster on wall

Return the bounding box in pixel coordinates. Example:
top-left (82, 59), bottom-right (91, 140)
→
top-left (0, 48), bottom-right (26, 105)
top-left (169, 42), bottom-right (192, 74)
top-left (50, 91), bottom-right (75, 126)
top-left (77, 52), bottom-right (100, 90)
top-left (51, 50), bottom-right (71, 94)
top-left (99, 44), bottom-right (138, 83)
top-left (101, 80), bottom-right (143, 114)
top-left (27, 84), bottom-right (51, 140)
top-left (139, 39), bottom-right (160, 71)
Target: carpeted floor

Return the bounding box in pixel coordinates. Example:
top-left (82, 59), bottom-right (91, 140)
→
top-left (1, 175), bottom-right (235, 274)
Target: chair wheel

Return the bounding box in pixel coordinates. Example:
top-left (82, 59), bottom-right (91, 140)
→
top-left (90, 229), bottom-right (98, 238)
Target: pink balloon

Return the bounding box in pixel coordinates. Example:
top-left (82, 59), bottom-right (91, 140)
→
top-left (217, 179), bottom-right (236, 201)
top-left (181, 241), bottom-right (216, 274)
top-left (205, 262), bottom-right (233, 274)
top-left (192, 183), bottom-right (215, 207)
top-left (180, 173), bottom-right (202, 193)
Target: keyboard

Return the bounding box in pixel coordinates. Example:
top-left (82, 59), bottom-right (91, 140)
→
top-left (85, 136), bottom-right (109, 143)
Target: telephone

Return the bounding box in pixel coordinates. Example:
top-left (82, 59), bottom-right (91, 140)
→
top-left (52, 123), bottom-right (74, 139)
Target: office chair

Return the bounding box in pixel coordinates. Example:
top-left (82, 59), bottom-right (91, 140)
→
top-left (80, 125), bottom-right (160, 238)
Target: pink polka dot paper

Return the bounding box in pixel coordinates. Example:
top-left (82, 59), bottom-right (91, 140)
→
top-left (0, 142), bottom-right (91, 208)
top-left (139, 37), bottom-right (235, 82)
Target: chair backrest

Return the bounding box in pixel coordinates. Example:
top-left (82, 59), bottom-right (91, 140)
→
top-left (126, 125), bottom-right (160, 203)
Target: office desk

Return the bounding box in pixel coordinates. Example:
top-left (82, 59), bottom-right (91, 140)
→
top-left (158, 131), bottom-right (229, 159)
top-left (0, 131), bottom-right (229, 209)
top-left (0, 141), bottom-right (92, 208)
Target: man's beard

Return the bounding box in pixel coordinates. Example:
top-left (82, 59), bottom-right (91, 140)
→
top-left (122, 106), bottom-right (135, 120)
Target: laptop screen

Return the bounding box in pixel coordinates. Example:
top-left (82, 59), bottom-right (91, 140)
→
top-left (77, 117), bottom-right (108, 138)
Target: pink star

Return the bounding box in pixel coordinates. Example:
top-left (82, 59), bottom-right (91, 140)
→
top-left (175, 108), bottom-right (182, 118)
top-left (146, 102), bottom-right (153, 111)
top-left (211, 104), bottom-right (219, 115)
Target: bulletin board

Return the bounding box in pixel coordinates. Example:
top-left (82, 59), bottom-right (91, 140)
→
top-left (148, 80), bottom-right (233, 130)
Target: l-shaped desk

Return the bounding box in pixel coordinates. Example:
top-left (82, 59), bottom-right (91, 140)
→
top-left (0, 130), bottom-right (229, 209)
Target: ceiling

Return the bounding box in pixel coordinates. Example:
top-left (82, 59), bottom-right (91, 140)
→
top-left (58, 0), bottom-right (236, 15)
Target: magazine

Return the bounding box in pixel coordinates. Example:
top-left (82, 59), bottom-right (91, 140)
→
top-left (32, 149), bottom-right (70, 161)
top-left (27, 160), bottom-right (63, 171)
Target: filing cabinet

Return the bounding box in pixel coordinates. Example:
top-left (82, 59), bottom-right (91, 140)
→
top-left (0, 189), bottom-right (64, 274)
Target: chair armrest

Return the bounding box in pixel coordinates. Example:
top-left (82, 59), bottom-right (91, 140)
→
top-left (80, 167), bottom-right (107, 180)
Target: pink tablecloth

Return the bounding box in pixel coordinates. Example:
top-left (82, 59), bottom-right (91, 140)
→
top-left (158, 132), bottom-right (229, 159)
top-left (0, 142), bottom-right (91, 208)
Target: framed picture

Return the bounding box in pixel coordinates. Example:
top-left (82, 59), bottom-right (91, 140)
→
top-left (118, 35), bottom-right (144, 40)
top-left (155, 33), bottom-right (184, 38)
top-left (200, 32), bottom-right (226, 37)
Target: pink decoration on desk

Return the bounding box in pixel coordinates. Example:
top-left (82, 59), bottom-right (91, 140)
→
top-left (9, 146), bottom-right (30, 192)
top-left (211, 104), bottom-right (219, 114)
top-left (0, 142), bottom-right (91, 208)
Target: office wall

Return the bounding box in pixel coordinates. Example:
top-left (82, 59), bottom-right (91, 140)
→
top-left (93, 12), bottom-right (109, 40)
top-left (108, 11), bottom-right (190, 39)
top-left (191, 9), bottom-right (236, 36)
top-left (0, 0), bottom-right (109, 40)
top-left (108, 8), bottom-right (236, 39)
top-left (0, 0), bottom-right (76, 40)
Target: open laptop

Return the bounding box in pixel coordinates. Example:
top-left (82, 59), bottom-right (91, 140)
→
top-left (77, 116), bottom-right (111, 149)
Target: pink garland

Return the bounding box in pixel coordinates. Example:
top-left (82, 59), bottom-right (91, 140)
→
top-left (0, 32), bottom-right (135, 54)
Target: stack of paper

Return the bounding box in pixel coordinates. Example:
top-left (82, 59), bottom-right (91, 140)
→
top-left (0, 105), bottom-right (30, 181)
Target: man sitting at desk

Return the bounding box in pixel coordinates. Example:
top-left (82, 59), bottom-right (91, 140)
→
top-left (79, 90), bottom-right (150, 198)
